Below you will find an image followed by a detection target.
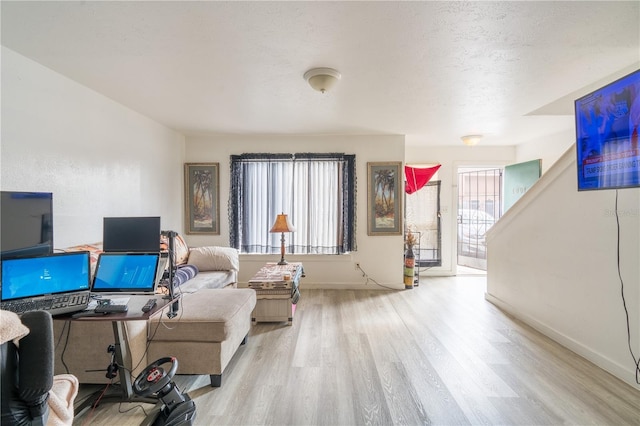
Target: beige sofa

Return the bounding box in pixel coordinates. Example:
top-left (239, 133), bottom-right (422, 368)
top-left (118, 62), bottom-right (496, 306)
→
top-left (53, 243), bottom-right (255, 387)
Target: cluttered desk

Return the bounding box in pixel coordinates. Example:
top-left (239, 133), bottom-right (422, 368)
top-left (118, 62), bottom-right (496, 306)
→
top-left (0, 249), bottom-right (193, 425)
top-left (0, 251), bottom-right (166, 316)
top-left (63, 294), bottom-right (177, 414)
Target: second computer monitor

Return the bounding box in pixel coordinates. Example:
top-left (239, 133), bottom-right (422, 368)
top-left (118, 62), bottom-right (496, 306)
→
top-left (103, 216), bottom-right (160, 252)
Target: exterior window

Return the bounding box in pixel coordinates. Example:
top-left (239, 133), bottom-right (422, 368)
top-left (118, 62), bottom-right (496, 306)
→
top-left (229, 153), bottom-right (356, 255)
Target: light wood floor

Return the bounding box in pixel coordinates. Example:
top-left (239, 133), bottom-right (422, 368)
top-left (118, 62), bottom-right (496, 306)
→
top-left (74, 276), bottom-right (640, 425)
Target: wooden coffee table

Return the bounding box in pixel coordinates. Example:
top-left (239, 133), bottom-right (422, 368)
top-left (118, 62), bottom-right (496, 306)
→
top-left (248, 262), bottom-right (303, 325)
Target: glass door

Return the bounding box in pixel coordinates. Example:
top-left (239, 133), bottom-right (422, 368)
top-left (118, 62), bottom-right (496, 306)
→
top-left (457, 168), bottom-right (502, 271)
top-left (405, 180), bottom-right (442, 270)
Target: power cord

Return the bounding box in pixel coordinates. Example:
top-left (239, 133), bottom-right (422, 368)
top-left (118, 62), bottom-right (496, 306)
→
top-left (118, 402), bottom-right (148, 417)
top-left (57, 320), bottom-right (72, 374)
top-left (80, 381), bottom-right (111, 426)
top-left (615, 189), bottom-right (640, 384)
top-left (356, 263), bottom-right (399, 290)
top-left (118, 299), bottom-right (184, 386)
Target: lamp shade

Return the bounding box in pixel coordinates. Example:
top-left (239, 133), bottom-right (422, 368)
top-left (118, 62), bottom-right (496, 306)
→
top-left (270, 213), bottom-right (296, 233)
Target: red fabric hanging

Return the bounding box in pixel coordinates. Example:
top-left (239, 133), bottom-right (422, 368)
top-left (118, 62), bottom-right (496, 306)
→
top-left (405, 165), bottom-right (441, 194)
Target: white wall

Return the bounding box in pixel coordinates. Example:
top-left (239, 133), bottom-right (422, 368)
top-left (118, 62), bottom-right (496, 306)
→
top-left (1, 47), bottom-right (185, 248)
top-left (486, 146), bottom-right (640, 389)
top-left (185, 134), bottom-right (406, 289)
top-left (516, 128), bottom-right (575, 173)
top-left (404, 144), bottom-right (517, 275)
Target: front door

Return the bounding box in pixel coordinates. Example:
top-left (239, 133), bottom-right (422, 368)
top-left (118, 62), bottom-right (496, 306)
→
top-left (457, 168), bottom-right (502, 271)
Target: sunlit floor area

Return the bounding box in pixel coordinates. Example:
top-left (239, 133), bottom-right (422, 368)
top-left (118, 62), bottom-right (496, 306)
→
top-left (73, 276), bottom-right (640, 425)
top-left (456, 264), bottom-right (487, 275)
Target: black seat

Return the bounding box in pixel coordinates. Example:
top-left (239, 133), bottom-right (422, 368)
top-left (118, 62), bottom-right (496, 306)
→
top-left (1, 310), bottom-right (54, 426)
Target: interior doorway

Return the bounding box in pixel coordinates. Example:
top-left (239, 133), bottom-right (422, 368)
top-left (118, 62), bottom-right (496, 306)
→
top-left (457, 167), bottom-right (502, 271)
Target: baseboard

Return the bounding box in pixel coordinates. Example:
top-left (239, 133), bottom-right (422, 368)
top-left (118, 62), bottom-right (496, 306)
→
top-left (300, 282), bottom-right (404, 291)
top-left (485, 292), bottom-right (640, 391)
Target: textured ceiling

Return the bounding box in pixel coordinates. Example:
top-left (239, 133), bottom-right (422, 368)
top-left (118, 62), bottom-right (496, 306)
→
top-left (2, 1), bottom-right (639, 146)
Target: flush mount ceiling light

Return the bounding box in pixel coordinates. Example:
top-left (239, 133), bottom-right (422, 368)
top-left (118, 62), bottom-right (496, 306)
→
top-left (461, 134), bottom-right (483, 146)
top-left (303, 67), bottom-right (341, 93)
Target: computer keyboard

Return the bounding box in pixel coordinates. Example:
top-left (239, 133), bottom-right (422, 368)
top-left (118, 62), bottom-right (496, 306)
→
top-left (0, 291), bottom-right (91, 316)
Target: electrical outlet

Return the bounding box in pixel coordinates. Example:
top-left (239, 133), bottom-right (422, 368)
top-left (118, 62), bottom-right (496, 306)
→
top-left (355, 262), bottom-right (360, 270)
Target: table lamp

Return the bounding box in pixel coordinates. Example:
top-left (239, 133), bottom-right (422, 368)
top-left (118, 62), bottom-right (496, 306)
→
top-left (270, 213), bottom-right (295, 265)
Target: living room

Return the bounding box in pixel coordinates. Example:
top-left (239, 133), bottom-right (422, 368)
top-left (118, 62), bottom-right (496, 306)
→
top-left (2, 1), bottom-right (639, 424)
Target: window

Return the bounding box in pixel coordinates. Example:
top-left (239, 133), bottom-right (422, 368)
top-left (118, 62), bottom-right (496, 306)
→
top-left (229, 153), bottom-right (356, 255)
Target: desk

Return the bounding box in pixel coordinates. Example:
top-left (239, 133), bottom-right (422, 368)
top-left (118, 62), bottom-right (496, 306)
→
top-left (63, 294), bottom-right (176, 415)
top-left (248, 262), bottom-right (303, 325)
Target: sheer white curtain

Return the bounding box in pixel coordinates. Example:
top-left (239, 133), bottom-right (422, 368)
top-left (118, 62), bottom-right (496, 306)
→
top-left (291, 159), bottom-right (340, 254)
top-left (241, 160), bottom-right (291, 253)
top-left (231, 154), bottom-right (351, 255)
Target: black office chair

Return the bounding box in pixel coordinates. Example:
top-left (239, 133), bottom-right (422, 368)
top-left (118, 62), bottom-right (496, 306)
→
top-left (1, 310), bottom-right (54, 426)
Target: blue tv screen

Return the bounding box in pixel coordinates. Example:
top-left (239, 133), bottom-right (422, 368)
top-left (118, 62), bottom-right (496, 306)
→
top-left (575, 69), bottom-right (640, 191)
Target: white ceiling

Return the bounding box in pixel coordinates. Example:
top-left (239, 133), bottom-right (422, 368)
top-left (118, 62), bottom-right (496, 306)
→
top-left (2, 1), bottom-right (639, 147)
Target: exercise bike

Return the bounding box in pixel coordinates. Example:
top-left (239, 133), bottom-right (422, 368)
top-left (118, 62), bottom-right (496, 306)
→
top-left (133, 357), bottom-right (196, 426)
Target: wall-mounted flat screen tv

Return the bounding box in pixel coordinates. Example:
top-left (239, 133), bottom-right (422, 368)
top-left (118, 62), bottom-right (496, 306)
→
top-left (1, 191), bottom-right (53, 259)
top-left (575, 69), bottom-right (640, 191)
top-left (103, 216), bottom-right (161, 252)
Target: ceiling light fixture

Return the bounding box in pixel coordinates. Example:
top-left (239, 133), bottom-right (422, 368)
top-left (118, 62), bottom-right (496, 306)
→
top-left (303, 67), bottom-right (341, 93)
top-left (461, 134), bottom-right (483, 146)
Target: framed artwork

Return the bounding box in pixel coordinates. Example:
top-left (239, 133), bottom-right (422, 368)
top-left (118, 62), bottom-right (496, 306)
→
top-left (367, 161), bottom-right (403, 236)
top-left (184, 163), bottom-right (219, 234)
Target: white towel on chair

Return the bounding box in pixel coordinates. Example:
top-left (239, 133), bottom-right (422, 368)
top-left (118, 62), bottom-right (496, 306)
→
top-left (0, 310), bottom-right (30, 345)
top-left (47, 374), bottom-right (79, 426)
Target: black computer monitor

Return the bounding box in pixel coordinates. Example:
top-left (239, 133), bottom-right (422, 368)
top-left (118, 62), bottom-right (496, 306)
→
top-left (1, 191), bottom-right (53, 260)
top-left (103, 216), bottom-right (161, 252)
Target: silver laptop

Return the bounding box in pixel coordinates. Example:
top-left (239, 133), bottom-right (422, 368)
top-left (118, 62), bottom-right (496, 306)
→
top-left (91, 252), bottom-right (161, 295)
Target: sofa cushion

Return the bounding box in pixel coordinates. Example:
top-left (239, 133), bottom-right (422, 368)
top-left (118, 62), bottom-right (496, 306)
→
top-left (178, 270), bottom-right (236, 292)
top-left (173, 264), bottom-right (199, 287)
top-left (149, 289), bottom-right (256, 343)
top-left (187, 246), bottom-right (239, 271)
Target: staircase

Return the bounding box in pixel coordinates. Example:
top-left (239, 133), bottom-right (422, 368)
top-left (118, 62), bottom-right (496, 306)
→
top-left (485, 144), bottom-right (640, 390)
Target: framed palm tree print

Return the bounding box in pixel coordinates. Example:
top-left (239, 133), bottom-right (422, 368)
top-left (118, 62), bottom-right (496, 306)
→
top-left (367, 162), bottom-right (403, 236)
top-left (184, 163), bottom-right (220, 234)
